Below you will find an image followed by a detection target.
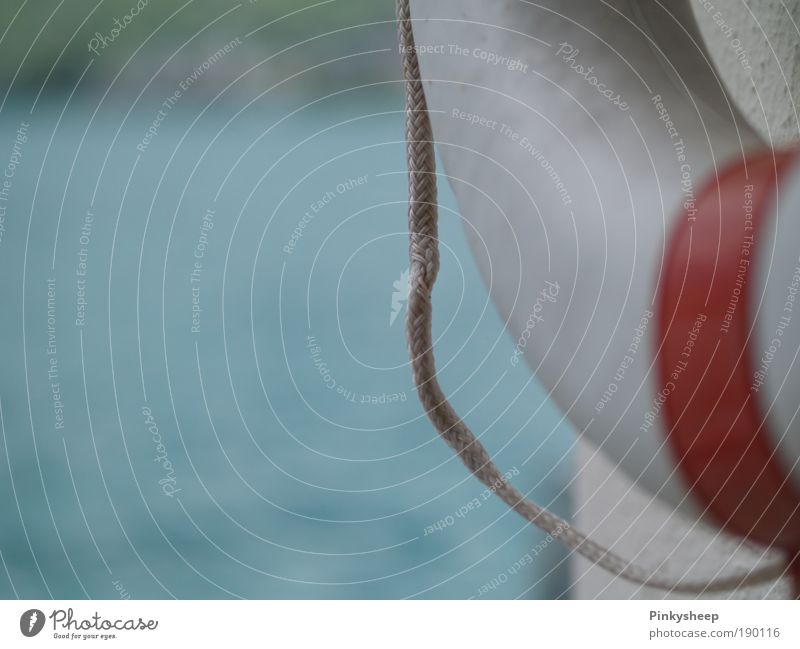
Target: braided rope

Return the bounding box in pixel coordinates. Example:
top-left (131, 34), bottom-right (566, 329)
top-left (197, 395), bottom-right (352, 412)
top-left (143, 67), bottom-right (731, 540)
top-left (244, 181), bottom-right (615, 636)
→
top-left (396, 0), bottom-right (788, 594)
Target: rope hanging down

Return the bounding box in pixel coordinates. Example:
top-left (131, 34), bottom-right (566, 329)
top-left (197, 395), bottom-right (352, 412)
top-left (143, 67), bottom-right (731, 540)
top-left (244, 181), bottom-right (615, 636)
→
top-left (396, 0), bottom-right (788, 594)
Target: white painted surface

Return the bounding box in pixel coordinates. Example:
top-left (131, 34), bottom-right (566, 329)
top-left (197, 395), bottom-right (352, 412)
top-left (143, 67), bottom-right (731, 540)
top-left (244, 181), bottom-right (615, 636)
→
top-left (692, 0), bottom-right (800, 146)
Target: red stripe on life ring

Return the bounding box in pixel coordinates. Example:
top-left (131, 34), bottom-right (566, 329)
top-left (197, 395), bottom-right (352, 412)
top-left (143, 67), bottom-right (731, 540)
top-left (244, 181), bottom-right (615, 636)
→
top-left (657, 149), bottom-right (800, 552)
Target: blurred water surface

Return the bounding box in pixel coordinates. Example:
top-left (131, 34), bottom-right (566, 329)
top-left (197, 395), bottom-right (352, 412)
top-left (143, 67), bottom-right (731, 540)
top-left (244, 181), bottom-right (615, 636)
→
top-left (0, 91), bottom-right (572, 598)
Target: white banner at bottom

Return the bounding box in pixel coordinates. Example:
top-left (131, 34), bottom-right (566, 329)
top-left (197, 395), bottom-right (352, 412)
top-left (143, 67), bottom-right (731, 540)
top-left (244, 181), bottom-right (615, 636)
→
top-left (0, 600), bottom-right (797, 647)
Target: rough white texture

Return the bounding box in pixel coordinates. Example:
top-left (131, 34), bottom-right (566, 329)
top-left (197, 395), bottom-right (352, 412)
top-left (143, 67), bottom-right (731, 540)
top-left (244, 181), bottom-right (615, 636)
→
top-left (692, 0), bottom-right (800, 145)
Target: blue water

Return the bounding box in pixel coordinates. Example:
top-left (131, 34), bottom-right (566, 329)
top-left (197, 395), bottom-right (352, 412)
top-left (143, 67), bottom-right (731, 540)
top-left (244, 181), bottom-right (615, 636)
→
top-left (0, 91), bottom-right (572, 599)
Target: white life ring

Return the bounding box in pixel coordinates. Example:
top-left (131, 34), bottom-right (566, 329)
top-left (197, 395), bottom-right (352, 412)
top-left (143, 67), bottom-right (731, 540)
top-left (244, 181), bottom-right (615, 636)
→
top-left (407, 0), bottom-right (800, 565)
